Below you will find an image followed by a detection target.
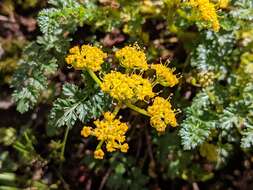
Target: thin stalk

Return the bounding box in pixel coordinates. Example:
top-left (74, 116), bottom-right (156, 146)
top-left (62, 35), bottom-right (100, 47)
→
top-left (125, 102), bottom-right (149, 117)
top-left (87, 69), bottom-right (102, 86)
top-left (113, 103), bottom-right (122, 116)
top-left (96, 140), bottom-right (104, 150)
top-left (13, 143), bottom-right (29, 154)
top-left (13, 141), bottom-right (27, 150)
top-left (24, 132), bottom-right (32, 145)
top-left (0, 173), bottom-right (16, 182)
top-left (60, 125), bottom-right (71, 161)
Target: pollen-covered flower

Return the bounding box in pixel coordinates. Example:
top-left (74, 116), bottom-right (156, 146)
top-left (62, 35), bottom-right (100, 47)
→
top-left (120, 143), bottom-right (129, 153)
top-left (101, 71), bottom-right (154, 101)
top-left (151, 64), bottom-right (179, 87)
top-left (219, 0), bottom-right (229, 9)
top-left (115, 44), bottom-right (148, 70)
top-left (65, 44), bottom-right (107, 71)
top-left (131, 74), bottom-right (155, 101)
top-left (147, 97), bottom-right (177, 132)
top-left (189, 0), bottom-right (220, 32)
top-left (101, 72), bottom-right (134, 100)
top-left (94, 149), bottom-right (104, 159)
top-left (81, 126), bottom-right (92, 137)
top-left (81, 112), bottom-right (129, 158)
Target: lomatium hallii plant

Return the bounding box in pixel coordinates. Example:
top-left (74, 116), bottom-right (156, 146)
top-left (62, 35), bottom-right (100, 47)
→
top-left (66, 44), bottom-right (180, 159)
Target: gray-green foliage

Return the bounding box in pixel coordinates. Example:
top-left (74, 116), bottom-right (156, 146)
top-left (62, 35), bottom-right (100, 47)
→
top-left (12, 0), bottom-right (85, 114)
top-left (230, 0), bottom-right (253, 21)
top-left (180, 91), bottom-right (216, 150)
top-left (190, 31), bottom-right (235, 71)
top-left (49, 75), bottom-right (111, 128)
top-left (12, 0), bottom-right (117, 128)
top-left (11, 0), bottom-right (143, 115)
top-left (180, 0), bottom-right (253, 152)
top-left (12, 42), bottom-right (57, 113)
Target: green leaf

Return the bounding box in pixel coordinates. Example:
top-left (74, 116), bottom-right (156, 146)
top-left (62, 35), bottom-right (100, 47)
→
top-left (48, 83), bottom-right (112, 128)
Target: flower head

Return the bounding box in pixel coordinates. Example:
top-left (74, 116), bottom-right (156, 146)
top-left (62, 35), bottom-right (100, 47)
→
top-left (65, 44), bottom-right (107, 71)
top-left (115, 44), bottom-right (148, 70)
top-left (147, 97), bottom-right (177, 132)
top-left (81, 126), bottom-right (92, 137)
top-left (101, 71), bottom-right (154, 102)
top-left (131, 74), bottom-right (155, 101)
top-left (94, 149), bottom-right (104, 159)
top-left (151, 64), bottom-right (179, 87)
top-left (81, 112), bottom-right (129, 158)
top-left (219, 0), bottom-right (229, 9)
top-left (189, 0), bottom-right (220, 32)
top-left (120, 143), bottom-right (129, 153)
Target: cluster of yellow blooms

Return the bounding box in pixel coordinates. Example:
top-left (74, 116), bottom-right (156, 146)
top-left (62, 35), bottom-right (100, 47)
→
top-left (101, 71), bottom-right (154, 102)
top-left (65, 44), bottom-right (180, 159)
top-left (188, 0), bottom-right (220, 32)
top-left (65, 45), bottom-right (107, 71)
top-left (147, 97), bottom-right (177, 132)
top-left (81, 112), bottom-right (129, 159)
top-left (219, 0), bottom-right (229, 9)
top-left (151, 64), bottom-right (179, 87)
top-left (115, 45), bottom-right (148, 70)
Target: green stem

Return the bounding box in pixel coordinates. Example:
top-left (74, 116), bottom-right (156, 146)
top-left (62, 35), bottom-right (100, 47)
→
top-left (96, 140), bottom-right (104, 150)
top-left (0, 173), bottom-right (16, 182)
top-left (13, 143), bottom-right (29, 154)
top-left (60, 125), bottom-right (71, 161)
top-left (113, 103), bottom-right (122, 116)
top-left (14, 141), bottom-right (27, 150)
top-left (87, 69), bottom-right (102, 86)
top-left (152, 79), bottom-right (159, 88)
top-left (125, 102), bottom-right (150, 117)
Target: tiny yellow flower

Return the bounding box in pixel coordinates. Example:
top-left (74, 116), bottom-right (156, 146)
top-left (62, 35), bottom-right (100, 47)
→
top-left (151, 64), bottom-right (179, 87)
top-left (104, 111), bottom-right (116, 121)
top-left (189, 0), bottom-right (220, 32)
top-left (147, 97), bottom-right (177, 132)
top-left (65, 44), bottom-right (107, 71)
top-left (106, 142), bottom-right (116, 152)
top-left (94, 149), bottom-right (104, 159)
top-left (150, 116), bottom-right (167, 132)
top-left (81, 126), bottom-right (92, 138)
top-left (115, 44), bottom-right (148, 70)
top-left (120, 143), bottom-right (129, 153)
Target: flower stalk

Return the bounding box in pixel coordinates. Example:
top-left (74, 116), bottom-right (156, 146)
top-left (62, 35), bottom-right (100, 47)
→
top-left (60, 125), bottom-right (71, 161)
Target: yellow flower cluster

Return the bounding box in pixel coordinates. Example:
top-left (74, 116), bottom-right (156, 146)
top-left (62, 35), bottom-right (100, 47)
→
top-left (65, 44), bottom-right (107, 71)
top-left (189, 0), bottom-right (220, 32)
top-left (64, 43), bottom-right (181, 160)
top-left (115, 45), bottom-right (148, 70)
top-left (81, 112), bottom-right (129, 159)
top-left (151, 64), bottom-right (179, 87)
top-left (147, 97), bottom-right (177, 132)
top-left (219, 0), bottom-right (229, 9)
top-left (101, 71), bottom-right (154, 102)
